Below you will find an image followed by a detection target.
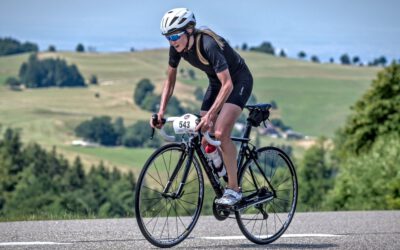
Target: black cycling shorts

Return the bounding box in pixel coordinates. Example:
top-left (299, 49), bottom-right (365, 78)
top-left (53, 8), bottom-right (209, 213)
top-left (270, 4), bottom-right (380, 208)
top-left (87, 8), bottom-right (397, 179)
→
top-left (201, 69), bottom-right (253, 111)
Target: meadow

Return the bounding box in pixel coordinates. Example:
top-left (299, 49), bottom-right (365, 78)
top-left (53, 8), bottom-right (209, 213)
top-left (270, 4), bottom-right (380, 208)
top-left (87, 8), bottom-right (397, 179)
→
top-left (0, 50), bottom-right (380, 170)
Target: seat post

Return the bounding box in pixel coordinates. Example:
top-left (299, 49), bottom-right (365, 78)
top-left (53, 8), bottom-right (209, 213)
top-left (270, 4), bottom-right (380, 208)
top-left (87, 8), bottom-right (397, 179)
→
top-left (242, 120), bottom-right (253, 139)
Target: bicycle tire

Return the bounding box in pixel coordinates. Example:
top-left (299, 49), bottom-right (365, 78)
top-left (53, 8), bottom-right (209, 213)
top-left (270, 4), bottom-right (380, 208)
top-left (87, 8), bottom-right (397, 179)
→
top-left (135, 143), bottom-right (204, 248)
top-left (235, 146), bottom-right (298, 244)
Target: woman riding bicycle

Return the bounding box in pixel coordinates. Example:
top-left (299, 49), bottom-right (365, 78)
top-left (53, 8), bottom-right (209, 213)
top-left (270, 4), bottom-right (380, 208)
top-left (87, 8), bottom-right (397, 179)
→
top-left (151, 8), bottom-right (253, 206)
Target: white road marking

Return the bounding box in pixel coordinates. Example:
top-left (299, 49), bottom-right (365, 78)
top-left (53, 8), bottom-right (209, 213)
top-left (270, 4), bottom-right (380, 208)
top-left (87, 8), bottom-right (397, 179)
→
top-left (200, 234), bottom-right (341, 240)
top-left (0, 241), bottom-right (72, 246)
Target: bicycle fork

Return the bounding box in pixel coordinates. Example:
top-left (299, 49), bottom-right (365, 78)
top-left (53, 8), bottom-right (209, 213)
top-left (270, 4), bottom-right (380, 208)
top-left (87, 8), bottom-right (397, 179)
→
top-left (161, 143), bottom-right (191, 199)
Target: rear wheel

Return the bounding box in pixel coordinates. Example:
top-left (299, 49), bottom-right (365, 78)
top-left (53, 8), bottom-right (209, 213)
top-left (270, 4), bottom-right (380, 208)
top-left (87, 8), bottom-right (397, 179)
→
top-left (236, 146), bottom-right (298, 244)
top-left (135, 143), bottom-right (204, 248)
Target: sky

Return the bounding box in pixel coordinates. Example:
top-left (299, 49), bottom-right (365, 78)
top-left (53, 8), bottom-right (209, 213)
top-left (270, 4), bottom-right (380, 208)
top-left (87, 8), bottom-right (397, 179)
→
top-left (1, 0), bottom-right (399, 62)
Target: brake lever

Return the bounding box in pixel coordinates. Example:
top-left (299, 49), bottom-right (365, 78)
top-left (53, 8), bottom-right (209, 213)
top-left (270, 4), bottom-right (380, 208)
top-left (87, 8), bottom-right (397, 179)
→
top-left (150, 114), bottom-right (158, 140)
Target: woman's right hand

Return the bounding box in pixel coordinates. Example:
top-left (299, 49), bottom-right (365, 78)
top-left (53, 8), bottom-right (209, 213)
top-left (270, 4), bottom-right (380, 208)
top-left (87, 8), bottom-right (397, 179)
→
top-left (150, 112), bottom-right (164, 129)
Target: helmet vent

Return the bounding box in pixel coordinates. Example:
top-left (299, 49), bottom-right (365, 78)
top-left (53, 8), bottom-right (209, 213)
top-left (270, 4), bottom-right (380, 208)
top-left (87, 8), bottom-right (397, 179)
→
top-left (164, 17), bottom-right (169, 28)
top-left (170, 16), bottom-right (179, 26)
top-left (178, 18), bottom-right (187, 25)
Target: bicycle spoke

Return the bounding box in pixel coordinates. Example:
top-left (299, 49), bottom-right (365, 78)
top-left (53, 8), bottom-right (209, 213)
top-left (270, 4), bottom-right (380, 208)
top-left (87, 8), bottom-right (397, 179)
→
top-left (179, 198), bottom-right (197, 207)
top-left (142, 185), bottom-right (163, 195)
top-left (160, 199), bottom-right (171, 240)
top-left (145, 201), bottom-right (167, 226)
top-left (141, 197), bottom-right (163, 213)
top-left (185, 177), bottom-right (198, 186)
top-left (274, 176), bottom-right (291, 190)
top-left (181, 191), bottom-right (198, 197)
top-left (176, 200), bottom-right (193, 217)
top-left (153, 161), bottom-right (165, 188)
top-left (250, 211), bottom-right (261, 235)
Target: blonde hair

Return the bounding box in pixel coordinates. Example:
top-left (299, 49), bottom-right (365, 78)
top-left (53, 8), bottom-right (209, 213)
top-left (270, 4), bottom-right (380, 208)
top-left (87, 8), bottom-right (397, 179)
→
top-left (195, 28), bottom-right (225, 65)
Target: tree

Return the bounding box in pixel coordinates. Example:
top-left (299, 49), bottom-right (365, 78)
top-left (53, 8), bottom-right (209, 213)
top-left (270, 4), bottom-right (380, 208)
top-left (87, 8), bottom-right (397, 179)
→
top-left (122, 120), bottom-right (162, 148)
top-left (298, 51), bottom-right (307, 59)
top-left (279, 49), bottom-right (287, 57)
top-left (18, 54), bottom-right (85, 88)
top-left (311, 55), bottom-right (320, 63)
top-left (141, 94), bottom-right (160, 113)
top-left (188, 69), bottom-right (196, 80)
top-left (326, 134), bottom-right (400, 210)
top-left (270, 100), bottom-right (278, 109)
top-left (241, 43), bottom-right (248, 51)
top-left (166, 96), bottom-right (185, 115)
top-left (133, 79), bottom-right (155, 106)
top-left (90, 75), bottom-right (98, 85)
top-left (336, 62), bottom-right (400, 156)
top-left (0, 37), bottom-right (38, 56)
top-left (194, 87), bottom-right (204, 101)
top-left (0, 128), bottom-right (137, 218)
top-left (250, 41), bottom-right (275, 55)
top-left (297, 138), bottom-right (335, 211)
top-left (340, 54), bottom-right (351, 65)
top-left (113, 117), bottom-right (125, 145)
top-left (75, 116), bottom-right (119, 146)
top-left (352, 56), bottom-right (360, 65)
top-left (246, 94), bottom-right (257, 105)
top-left (48, 45), bottom-right (56, 52)
top-left (376, 56), bottom-right (387, 66)
top-left (76, 43), bottom-right (85, 52)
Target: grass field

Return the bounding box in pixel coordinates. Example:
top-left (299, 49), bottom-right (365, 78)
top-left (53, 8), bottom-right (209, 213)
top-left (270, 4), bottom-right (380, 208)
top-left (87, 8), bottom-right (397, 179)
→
top-left (0, 50), bottom-right (380, 169)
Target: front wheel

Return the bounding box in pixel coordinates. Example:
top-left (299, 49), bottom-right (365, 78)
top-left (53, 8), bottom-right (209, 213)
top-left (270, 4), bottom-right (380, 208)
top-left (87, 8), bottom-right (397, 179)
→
top-left (236, 146), bottom-right (298, 244)
top-left (135, 143), bottom-right (204, 248)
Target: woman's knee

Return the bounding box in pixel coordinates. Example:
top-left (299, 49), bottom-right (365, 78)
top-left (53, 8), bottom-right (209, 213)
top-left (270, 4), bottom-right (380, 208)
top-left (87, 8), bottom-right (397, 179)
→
top-left (214, 129), bottom-right (230, 141)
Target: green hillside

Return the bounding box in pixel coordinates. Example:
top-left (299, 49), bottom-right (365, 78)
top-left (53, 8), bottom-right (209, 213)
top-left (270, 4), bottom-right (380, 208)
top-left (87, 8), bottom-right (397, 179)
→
top-left (0, 50), bottom-right (380, 170)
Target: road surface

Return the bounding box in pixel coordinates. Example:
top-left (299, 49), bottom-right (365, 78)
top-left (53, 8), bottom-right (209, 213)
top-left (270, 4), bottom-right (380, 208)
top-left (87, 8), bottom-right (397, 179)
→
top-left (0, 211), bottom-right (399, 249)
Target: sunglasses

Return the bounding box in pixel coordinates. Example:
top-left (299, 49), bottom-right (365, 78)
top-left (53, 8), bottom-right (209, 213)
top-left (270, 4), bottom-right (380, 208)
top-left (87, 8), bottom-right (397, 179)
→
top-left (165, 31), bottom-right (185, 42)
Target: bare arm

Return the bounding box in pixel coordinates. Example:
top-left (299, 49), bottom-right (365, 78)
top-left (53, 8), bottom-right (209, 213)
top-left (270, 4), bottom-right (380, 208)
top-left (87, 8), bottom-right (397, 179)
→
top-left (151, 65), bottom-right (177, 128)
top-left (196, 68), bottom-right (233, 132)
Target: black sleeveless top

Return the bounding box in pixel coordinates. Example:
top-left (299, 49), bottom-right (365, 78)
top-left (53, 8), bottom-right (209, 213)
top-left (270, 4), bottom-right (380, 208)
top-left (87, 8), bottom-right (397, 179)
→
top-left (168, 33), bottom-right (249, 85)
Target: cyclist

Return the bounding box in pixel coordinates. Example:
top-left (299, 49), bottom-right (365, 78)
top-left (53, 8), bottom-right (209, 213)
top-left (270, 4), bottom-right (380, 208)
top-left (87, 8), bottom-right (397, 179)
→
top-left (151, 8), bottom-right (253, 206)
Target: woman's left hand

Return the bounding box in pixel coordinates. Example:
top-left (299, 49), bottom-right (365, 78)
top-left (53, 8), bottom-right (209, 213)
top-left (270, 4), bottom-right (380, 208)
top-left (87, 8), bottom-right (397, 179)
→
top-left (196, 112), bottom-right (217, 133)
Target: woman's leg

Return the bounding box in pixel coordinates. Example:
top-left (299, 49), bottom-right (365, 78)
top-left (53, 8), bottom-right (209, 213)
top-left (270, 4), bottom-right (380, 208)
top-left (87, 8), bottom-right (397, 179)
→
top-left (213, 103), bottom-right (242, 192)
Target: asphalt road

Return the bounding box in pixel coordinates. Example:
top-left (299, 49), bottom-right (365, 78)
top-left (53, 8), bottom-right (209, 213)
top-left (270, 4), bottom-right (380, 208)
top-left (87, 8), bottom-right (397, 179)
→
top-left (0, 211), bottom-right (399, 249)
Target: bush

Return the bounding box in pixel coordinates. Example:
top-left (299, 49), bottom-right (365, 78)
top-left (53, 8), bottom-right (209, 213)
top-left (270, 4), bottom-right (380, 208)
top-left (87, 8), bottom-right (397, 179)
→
top-left (325, 134), bottom-right (400, 210)
top-left (5, 77), bottom-right (20, 90)
top-left (75, 116), bottom-right (119, 146)
top-left (122, 120), bottom-right (162, 148)
top-left (133, 79), bottom-right (155, 106)
top-left (90, 75), bottom-right (98, 85)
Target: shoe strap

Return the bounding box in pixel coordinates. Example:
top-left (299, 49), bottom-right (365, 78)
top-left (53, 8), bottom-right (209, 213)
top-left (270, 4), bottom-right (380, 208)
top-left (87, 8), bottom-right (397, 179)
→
top-left (224, 189), bottom-right (241, 199)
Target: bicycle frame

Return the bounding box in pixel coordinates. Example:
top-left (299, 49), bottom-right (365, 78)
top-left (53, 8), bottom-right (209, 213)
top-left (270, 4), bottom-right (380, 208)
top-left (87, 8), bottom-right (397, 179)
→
top-left (162, 120), bottom-right (276, 203)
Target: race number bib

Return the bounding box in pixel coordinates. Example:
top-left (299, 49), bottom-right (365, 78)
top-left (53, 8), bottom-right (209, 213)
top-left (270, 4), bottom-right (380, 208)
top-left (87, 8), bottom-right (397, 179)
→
top-left (173, 114), bottom-right (199, 134)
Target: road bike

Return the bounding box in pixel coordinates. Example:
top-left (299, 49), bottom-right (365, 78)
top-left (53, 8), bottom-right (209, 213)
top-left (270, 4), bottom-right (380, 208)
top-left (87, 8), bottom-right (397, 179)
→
top-left (135, 103), bottom-right (298, 248)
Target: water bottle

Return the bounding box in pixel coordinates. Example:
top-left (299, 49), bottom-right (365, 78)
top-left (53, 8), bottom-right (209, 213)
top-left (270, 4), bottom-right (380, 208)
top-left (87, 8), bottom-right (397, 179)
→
top-left (205, 144), bottom-right (227, 178)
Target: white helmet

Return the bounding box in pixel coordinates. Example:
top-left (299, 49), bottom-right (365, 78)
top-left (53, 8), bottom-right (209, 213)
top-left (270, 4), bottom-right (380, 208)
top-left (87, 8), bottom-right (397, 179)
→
top-left (160, 8), bottom-right (196, 35)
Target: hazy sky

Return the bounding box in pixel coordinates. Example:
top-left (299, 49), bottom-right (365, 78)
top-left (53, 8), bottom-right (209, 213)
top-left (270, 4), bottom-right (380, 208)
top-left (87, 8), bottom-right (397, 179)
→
top-left (1, 0), bottom-right (399, 62)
